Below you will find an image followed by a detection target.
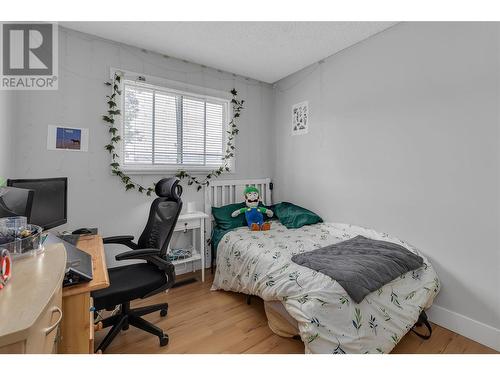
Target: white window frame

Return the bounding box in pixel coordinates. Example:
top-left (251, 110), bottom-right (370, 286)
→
top-left (112, 69), bottom-right (234, 175)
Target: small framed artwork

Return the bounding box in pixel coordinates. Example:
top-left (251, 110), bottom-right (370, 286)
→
top-left (47, 125), bottom-right (89, 152)
top-left (292, 101), bottom-right (309, 135)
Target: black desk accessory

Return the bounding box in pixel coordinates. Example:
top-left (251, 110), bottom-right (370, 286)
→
top-left (72, 227), bottom-right (98, 235)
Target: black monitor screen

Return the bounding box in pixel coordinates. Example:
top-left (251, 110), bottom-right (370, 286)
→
top-left (7, 178), bottom-right (67, 230)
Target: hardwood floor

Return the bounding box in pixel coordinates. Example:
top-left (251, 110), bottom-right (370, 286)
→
top-left (95, 271), bottom-right (497, 354)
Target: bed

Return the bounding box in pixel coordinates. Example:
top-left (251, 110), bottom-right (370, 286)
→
top-left (206, 179), bottom-right (440, 354)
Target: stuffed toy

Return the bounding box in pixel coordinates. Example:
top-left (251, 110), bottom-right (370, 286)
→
top-left (231, 186), bottom-right (273, 231)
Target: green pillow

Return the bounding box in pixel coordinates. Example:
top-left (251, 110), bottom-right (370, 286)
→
top-left (273, 202), bottom-right (323, 229)
top-left (212, 202), bottom-right (247, 230)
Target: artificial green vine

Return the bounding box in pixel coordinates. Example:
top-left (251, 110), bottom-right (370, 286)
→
top-left (102, 72), bottom-right (244, 194)
top-left (102, 73), bottom-right (155, 195)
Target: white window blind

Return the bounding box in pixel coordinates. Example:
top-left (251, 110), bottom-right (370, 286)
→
top-left (122, 80), bottom-right (228, 170)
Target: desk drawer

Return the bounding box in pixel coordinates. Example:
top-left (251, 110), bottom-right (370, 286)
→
top-left (175, 218), bottom-right (200, 232)
top-left (27, 284), bottom-right (63, 353)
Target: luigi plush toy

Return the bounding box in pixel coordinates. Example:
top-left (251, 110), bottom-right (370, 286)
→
top-left (231, 186), bottom-right (273, 231)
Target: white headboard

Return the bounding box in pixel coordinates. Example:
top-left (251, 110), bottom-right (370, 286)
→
top-left (204, 178), bottom-right (272, 265)
top-left (204, 178), bottom-right (272, 212)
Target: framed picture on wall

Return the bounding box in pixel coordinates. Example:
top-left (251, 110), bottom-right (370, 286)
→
top-left (292, 101), bottom-right (309, 135)
top-left (47, 125), bottom-right (89, 152)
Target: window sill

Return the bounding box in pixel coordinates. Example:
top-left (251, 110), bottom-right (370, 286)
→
top-left (121, 166), bottom-right (234, 176)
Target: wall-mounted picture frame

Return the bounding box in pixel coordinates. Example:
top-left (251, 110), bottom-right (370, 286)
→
top-left (47, 125), bottom-right (89, 152)
top-left (292, 101), bottom-right (309, 135)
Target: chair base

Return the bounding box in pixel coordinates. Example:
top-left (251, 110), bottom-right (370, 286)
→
top-left (96, 301), bottom-right (169, 353)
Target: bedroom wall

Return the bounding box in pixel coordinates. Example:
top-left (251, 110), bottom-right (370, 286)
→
top-left (0, 92), bottom-right (13, 180)
top-left (9, 27), bottom-right (274, 266)
top-left (272, 22), bottom-right (500, 349)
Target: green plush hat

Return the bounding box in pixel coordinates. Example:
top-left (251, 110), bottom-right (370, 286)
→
top-left (244, 186), bottom-right (259, 196)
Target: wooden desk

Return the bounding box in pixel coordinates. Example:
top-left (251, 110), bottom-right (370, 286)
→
top-left (58, 235), bottom-right (109, 354)
top-left (0, 245), bottom-right (66, 353)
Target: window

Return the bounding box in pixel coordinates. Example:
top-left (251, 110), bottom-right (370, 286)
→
top-left (121, 80), bottom-right (229, 171)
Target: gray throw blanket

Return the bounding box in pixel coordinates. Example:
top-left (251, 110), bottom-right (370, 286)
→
top-left (291, 235), bottom-right (423, 303)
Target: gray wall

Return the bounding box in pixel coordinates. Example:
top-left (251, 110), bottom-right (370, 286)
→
top-left (10, 27), bottom-right (274, 246)
top-left (0, 92), bottom-right (13, 179)
top-left (272, 22), bottom-right (500, 336)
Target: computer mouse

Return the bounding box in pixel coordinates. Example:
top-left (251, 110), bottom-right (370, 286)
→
top-left (72, 228), bottom-right (93, 235)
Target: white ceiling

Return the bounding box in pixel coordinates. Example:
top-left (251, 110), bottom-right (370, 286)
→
top-left (61, 22), bottom-right (396, 83)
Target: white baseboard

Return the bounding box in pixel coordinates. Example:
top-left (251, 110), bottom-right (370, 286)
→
top-left (426, 304), bottom-right (500, 351)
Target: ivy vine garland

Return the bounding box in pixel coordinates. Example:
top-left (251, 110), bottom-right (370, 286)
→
top-left (102, 72), bottom-right (244, 194)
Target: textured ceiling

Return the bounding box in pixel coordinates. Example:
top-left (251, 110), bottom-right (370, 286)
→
top-left (61, 22), bottom-right (396, 83)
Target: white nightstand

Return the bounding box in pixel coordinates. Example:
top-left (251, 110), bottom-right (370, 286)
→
top-left (169, 211), bottom-right (209, 282)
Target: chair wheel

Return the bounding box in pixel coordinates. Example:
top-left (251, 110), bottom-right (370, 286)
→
top-left (160, 308), bottom-right (168, 317)
top-left (159, 334), bottom-right (169, 346)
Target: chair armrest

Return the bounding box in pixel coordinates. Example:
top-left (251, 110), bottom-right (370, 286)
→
top-left (115, 248), bottom-right (159, 260)
top-left (103, 235), bottom-right (138, 249)
top-left (115, 248), bottom-right (174, 273)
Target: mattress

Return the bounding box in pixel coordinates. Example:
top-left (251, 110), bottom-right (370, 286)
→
top-left (211, 222), bottom-right (439, 354)
top-left (264, 300), bottom-right (299, 338)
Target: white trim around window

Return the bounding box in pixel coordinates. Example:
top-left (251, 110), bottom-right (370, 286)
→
top-left (110, 68), bottom-right (235, 175)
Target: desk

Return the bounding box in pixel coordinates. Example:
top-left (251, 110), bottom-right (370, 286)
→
top-left (0, 245), bottom-right (66, 353)
top-left (58, 235), bottom-right (109, 354)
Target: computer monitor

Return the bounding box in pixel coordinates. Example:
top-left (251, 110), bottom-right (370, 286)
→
top-left (0, 186), bottom-right (34, 220)
top-left (7, 178), bottom-right (68, 230)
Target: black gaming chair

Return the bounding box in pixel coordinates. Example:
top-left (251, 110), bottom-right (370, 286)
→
top-left (91, 177), bottom-right (182, 353)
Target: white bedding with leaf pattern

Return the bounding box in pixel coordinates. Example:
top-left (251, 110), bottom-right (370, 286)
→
top-left (211, 222), bottom-right (440, 354)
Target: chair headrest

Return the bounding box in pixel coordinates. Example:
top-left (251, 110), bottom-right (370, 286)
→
top-left (155, 177), bottom-right (183, 200)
